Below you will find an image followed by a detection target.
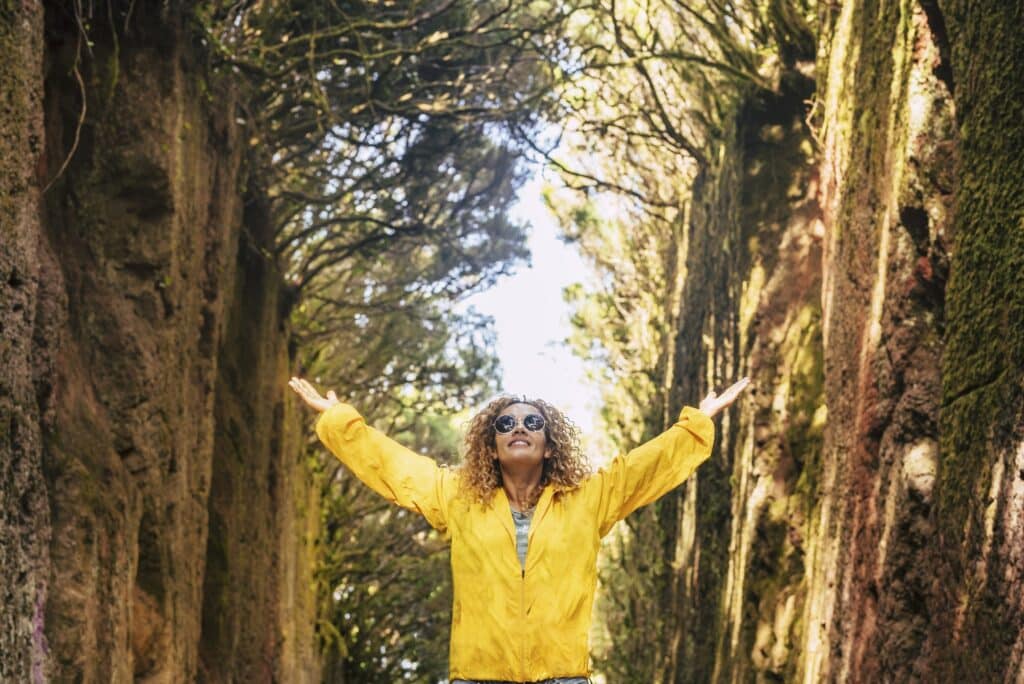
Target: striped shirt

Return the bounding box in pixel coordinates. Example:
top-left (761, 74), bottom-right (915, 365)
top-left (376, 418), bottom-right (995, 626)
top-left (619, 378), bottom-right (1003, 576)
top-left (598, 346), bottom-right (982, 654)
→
top-left (511, 506), bottom-right (533, 568)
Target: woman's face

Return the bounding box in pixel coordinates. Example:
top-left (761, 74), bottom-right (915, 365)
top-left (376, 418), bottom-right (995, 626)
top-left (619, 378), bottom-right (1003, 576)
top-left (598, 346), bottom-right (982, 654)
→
top-left (493, 402), bottom-right (549, 472)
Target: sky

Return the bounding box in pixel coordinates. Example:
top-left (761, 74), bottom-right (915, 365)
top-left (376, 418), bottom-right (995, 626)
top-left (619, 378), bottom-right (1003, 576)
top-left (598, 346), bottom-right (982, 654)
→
top-left (458, 169), bottom-right (600, 437)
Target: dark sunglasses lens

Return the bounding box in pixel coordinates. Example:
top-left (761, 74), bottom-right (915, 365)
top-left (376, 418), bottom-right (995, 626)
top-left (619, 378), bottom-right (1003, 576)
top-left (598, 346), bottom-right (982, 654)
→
top-left (494, 415), bottom-right (516, 433)
top-left (524, 414), bottom-right (545, 431)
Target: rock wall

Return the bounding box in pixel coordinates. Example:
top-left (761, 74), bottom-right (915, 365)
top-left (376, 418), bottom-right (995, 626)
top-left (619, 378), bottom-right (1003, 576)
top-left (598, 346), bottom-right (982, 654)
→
top-left (199, 198), bottom-right (319, 681)
top-left (712, 73), bottom-right (824, 684)
top-left (1, 1), bottom-right (50, 681)
top-left (805, 0), bottom-right (954, 679)
top-left (1, 1), bottom-right (319, 680)
top-left (655, 0), bottom-right (1023, 681)
top-left (658, 65), bottom-right (823, 683)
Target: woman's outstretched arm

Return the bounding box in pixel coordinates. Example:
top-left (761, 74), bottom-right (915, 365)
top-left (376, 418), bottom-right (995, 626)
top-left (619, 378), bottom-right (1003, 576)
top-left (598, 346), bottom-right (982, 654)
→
top-left (586, 377), bottom-right (751, 537)
top-left (289, 377), bottom-right (453, 532)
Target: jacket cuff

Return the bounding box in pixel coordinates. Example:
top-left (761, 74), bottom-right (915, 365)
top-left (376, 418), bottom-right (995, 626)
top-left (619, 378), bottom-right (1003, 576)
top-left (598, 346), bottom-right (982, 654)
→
top-left (315, 402), bottom-right (365, 443)
top-left (675, 405), bottom-right (715, 446)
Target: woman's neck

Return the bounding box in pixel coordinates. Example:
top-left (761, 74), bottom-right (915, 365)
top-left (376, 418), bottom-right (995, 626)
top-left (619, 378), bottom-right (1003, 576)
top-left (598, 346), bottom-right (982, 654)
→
top-left (501, 468), bottom-right (544, 512)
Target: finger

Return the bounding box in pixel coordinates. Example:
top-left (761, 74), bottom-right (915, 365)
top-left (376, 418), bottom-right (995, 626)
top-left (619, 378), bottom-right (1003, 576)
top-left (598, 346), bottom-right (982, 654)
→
top-left (722, 377), bottom-right (749, 396)
top-left (327, 390), bottom-right (337, 401)
top-left (720, 386), bottom-right (740, 402)
top-left (292, 379), bottom-right (320, 402)
top-left (720, 378), bottom-right (751, 404)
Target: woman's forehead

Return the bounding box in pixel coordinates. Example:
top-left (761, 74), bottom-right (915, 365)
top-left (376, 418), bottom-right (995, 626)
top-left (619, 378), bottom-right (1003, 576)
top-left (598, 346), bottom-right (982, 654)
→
top-left (499, 402), bottom-right (540, 416)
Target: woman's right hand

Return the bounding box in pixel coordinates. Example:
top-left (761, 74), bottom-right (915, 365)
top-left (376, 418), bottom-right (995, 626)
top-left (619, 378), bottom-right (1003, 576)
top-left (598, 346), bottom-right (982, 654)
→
top-left (288, 377), bottom-right (340, 413)
top-left (699, 377), bottom-right (751, 418)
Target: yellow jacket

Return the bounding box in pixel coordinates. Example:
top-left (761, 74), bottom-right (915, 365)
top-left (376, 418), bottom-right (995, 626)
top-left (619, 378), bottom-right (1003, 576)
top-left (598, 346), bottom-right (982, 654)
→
top-left (316, 403), bottom-right (714, 682)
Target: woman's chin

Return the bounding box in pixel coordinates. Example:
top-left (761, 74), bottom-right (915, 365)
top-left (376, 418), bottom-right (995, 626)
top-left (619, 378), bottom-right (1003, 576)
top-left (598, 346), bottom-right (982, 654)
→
top-left (499, 453), bottom-right (544, 469)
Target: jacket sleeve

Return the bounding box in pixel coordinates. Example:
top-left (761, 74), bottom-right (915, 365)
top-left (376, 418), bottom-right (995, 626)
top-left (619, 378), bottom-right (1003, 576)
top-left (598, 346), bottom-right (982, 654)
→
top-left (315, 403), bottom-right (452, 532)
top-left (585, 406), bottom-right (715, 538)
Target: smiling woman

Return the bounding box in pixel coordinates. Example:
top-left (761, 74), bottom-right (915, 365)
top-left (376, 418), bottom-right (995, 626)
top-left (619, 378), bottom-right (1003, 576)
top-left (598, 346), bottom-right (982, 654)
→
top-left (288, 376), bottom-right (749, 683)
top-left (460, 398), bottom-right (590, 515)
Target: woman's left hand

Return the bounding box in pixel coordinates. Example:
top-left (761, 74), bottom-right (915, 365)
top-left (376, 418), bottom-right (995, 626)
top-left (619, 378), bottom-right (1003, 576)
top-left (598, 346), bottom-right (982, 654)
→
top-left (699, 377), bottom-right (751, 418)
top-left (289, 377), bottom-right (340, 413)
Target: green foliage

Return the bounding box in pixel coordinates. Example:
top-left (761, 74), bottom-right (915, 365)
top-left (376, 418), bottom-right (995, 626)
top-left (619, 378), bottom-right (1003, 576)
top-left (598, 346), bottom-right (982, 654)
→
top-left (198, 0), bottom-right (570, 299)
top-left (534, 0), bottom-right (816, 193)
top-left (295, 277), bottom-right (504, 419)
top-left (196, 0), bottom-right (569, 416)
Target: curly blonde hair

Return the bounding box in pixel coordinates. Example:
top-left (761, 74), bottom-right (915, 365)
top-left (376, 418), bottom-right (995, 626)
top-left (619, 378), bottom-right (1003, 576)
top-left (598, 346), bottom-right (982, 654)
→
top-left (458, 395), bottom-right (591, 504)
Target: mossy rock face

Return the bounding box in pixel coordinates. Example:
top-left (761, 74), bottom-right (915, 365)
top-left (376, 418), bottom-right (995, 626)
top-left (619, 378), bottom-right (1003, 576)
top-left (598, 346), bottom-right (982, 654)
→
top-left (928, 0), bottom-right (1024, 678)
top-left (603, 61), bottom-right (826, 684)
top-left (937, 0), bottom-right (1024, 525)
top-left (21, 1), bottom-right (320, 681)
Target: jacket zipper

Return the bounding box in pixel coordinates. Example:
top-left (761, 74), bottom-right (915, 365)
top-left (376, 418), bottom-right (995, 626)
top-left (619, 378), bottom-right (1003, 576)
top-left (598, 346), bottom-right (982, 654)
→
top-left (520, 566), bottom-right (527, 681)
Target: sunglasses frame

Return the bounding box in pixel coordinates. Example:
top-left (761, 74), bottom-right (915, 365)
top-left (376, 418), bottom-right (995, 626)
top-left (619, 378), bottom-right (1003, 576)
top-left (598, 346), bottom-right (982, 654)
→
top-left (493, 413), bottom-right (546, 434)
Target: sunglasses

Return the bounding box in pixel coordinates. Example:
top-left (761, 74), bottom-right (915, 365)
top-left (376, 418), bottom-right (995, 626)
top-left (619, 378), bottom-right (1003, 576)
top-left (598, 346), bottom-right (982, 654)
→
top-left (493, 413), bottom-right (546, 434)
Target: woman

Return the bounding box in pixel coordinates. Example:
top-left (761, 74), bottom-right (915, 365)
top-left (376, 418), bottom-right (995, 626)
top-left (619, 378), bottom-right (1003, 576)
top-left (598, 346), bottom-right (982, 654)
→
top-left (289, 376), bottom-right (750, 683)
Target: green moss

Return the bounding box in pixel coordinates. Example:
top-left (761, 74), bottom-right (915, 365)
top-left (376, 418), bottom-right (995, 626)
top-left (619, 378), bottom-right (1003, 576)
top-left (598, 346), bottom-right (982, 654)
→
top-left (931, 0), bottom-right (1024, 677)
top-left (936, 0), bottom-right (1024, 549)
